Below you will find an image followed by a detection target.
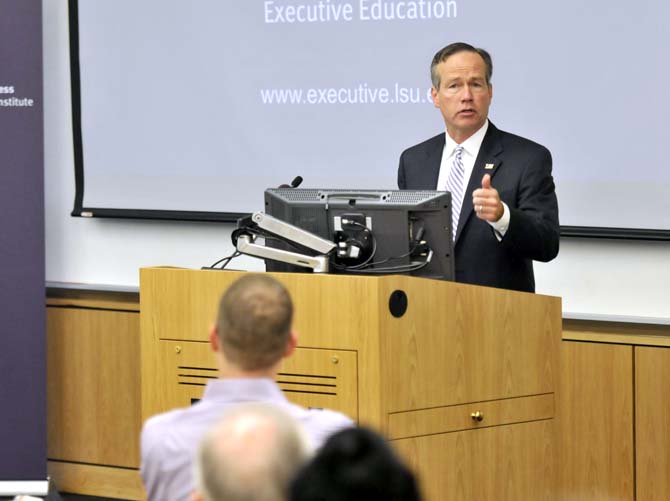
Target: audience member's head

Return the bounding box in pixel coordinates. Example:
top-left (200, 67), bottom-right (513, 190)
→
top-left (192, 403), bottom-right (311, 501)
top-left (289, 426), bottom-right (422, 501)
top-left (213, 274), bottom-right (295, 371)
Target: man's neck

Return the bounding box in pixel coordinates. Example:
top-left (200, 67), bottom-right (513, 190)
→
top-left (217, 358), bottom-right (280, 380)
top-left (447, 120), bottom-right (488, 145)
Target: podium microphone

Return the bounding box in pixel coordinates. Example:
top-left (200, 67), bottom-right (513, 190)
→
top-left (279, 176), bottom-right (303, 188)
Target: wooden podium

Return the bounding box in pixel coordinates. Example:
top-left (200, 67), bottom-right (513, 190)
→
top-left (140, 267), bottom-right (561, 500)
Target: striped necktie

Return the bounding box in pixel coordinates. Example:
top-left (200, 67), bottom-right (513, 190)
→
top-left (446, 145), bottom-right (465, 240)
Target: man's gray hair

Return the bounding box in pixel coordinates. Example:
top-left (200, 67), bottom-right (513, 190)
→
top-left (430, 42), bottom-right (493, 89)
top-left (194, 403), bottom-right (312, 501)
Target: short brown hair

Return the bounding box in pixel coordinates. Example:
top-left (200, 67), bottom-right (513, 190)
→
top-left (430, 42), bottom-right (493, 89)
top-left (217, 274), bottom-right (293, 370)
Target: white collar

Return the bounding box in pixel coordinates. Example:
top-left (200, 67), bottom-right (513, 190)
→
top-left (445, 120), bottom-right (489, 157)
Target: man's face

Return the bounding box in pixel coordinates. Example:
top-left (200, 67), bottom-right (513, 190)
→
top-left (431, 51), bottom-right (493, 143)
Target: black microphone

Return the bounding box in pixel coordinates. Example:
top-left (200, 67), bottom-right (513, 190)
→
top-left (291, 175), bottom-right (303, 188)
top-left (279, 176), bottom-right (303, 188)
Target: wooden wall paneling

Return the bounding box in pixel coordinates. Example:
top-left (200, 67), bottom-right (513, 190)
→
top-left (635, 346), bottom-right (670, 501)
top-left (48, 461), bottom-right (144, 501)
top-left (557, 341), bottom-right (634, 500)
top-left (47, 281), bottom-right (667, 500)
top-left (562, 319), bottom-right (670, 347)
top-left (47, 306), bottom-right (141, 468)
top-left (46, 288), bottom-right (139, 312)
top-left (393, 420), bottom-right (556, 501)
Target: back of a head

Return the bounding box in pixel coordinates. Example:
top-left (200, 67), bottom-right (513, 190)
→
top-left (289, 427), bottom-right (422, 501)
top-left (217, 274), bottom-right (293, 370)
top-left (194, 403), bottom-right (311, 501)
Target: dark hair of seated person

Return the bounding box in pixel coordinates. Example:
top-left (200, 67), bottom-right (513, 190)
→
top-left (289, 426), bottom-right (422, 501)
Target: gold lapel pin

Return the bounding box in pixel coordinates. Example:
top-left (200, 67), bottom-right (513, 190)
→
top-left (484, 163), bottom-right (495, 170)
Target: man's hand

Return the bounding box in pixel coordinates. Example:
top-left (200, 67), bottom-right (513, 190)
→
top-left (472, 174), bottom-right (504, 222)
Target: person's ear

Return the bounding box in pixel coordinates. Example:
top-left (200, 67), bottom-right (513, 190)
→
top-left (284, 330), bottom-right (298, 358)
top-left (431, 86), bottom-right (440, 108)
top-left (209, 324), bottom-right (220, 353)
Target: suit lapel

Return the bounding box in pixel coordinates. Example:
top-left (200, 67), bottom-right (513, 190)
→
top-left (455, 123), bottom-right (504, 242)
top-left (424, 134), bottom-right (445, 190)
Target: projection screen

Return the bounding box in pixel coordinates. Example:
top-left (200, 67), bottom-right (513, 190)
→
top-left (70, 0), bottom-right (670, 237)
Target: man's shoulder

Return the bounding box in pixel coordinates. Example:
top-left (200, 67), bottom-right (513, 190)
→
top-left (401, 132), bottom-right (444, 157)
top-left (304, 406), bottom-right (354, 426)
top-left (493, 125), bottom-right (551, 157)
top-left (140, 406), bottom-right (204, 500)
top-left (141, 406), bottom-right (191, 457)
top-left (280, 399), bottom-right (351, 426)
top-left (294, 406), bottom-right (354, 449)
top-left (142, 405), bottom-right (189, 436)
top-left (141, 401), bottom-right (217, 455)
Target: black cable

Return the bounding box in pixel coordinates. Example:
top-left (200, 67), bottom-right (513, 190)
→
top-left (342, 261), bottom-right (429, 274)
top-left (342, 252), bottom-right (432, 274)
top-left (333, 237), bottom-right (426, 271)
top-left (207, 250), bottom-right (242, 269)
top-left (330, 226), bottom-right (378, 271)
top-left (358, 239), bottom-right (421, 268)
top-left (347, 223), bottom-right (377, 268)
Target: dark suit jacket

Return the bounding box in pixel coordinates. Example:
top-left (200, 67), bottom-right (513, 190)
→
top-left (398, 122), bottom-right (559, 292)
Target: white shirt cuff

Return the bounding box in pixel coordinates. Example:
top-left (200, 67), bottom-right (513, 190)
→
top-left (488, 201), bottom-right (510, 240)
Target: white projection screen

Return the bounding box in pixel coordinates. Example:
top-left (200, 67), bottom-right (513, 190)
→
top-left (70, 0), bottom-right (670, 237)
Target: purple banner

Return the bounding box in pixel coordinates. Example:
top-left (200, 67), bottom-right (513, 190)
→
top-left (0, 0), bottom-right (46, 486)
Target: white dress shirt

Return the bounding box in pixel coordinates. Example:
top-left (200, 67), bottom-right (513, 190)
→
top-left (140, 378), bottom-right (353, 501)
top-left (437, 120), bottom-right (510, 237)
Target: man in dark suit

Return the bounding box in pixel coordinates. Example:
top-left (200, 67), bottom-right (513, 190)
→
top-left (398, 42), bottom-right (559, 292)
